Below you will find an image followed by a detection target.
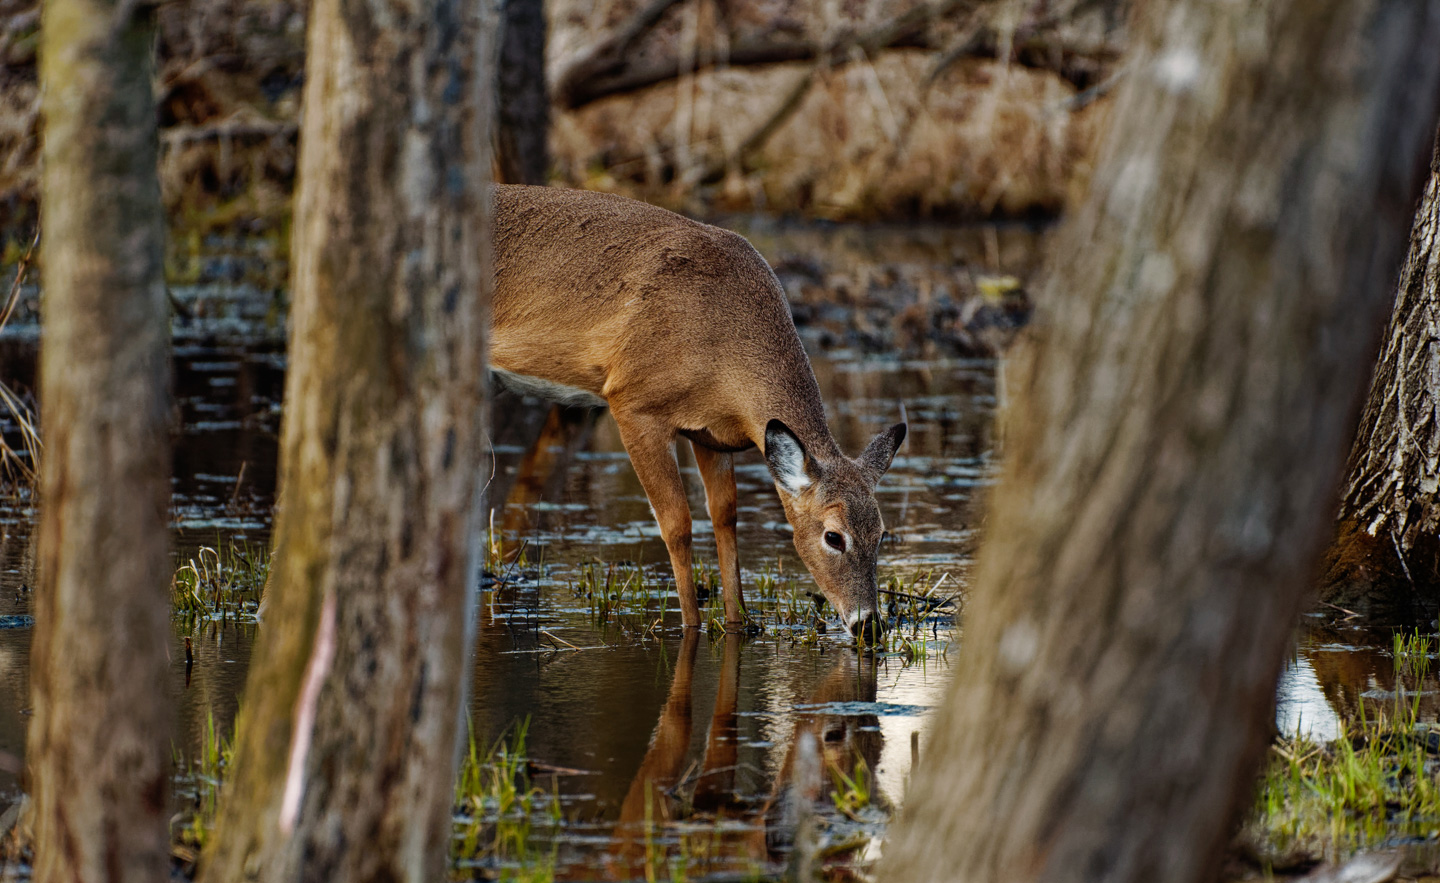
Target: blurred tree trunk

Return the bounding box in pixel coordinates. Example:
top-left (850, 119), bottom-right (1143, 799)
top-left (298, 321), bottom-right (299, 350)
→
top-left (198, 0), bottom-right (492, 879)
top-left (27, 0), bottom-right (172, 880)
top-left (879, 2), bottom-right (1440, 882)
top-left (1326, 131), bottom-right (1440, 618)
top-left (496, 0), bottom-right (549, 184)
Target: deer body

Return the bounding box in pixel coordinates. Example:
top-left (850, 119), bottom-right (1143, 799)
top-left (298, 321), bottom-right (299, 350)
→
top-left (491, 185), bottom-right (904, 637)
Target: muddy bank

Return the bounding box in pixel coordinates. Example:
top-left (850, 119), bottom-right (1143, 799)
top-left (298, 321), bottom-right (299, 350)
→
top-left (0, 0), bottom-right (1124, 243)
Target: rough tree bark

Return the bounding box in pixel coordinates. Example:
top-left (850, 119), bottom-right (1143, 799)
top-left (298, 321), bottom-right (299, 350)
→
top-left (27, 0), bottom-right (173, 880)
top-left (1327, 130), bottom-right (1440, 617)
top-left (495, 0), bottom-right (549, 184)
top-left (880, 2), bottom-right (1440, 883)
top-left (198, 0), bottom-right (491, 879)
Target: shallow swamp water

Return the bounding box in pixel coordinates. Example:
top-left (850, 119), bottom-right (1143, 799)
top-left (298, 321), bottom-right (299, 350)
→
top-left (0, 223), bottom-right (1433, 878)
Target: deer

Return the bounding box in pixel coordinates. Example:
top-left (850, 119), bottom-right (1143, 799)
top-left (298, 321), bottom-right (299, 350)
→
top-left (490, 184), bottom-right (906, 641)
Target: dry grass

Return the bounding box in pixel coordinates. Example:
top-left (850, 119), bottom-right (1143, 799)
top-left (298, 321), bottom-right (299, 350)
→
top-left (0, 229), bottom-right (40, 486)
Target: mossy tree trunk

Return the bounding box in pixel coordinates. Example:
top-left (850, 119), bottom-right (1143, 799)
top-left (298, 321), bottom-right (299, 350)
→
top-left (198, 0), bottom-right (492, 879)
top-left (1328, 131), bottom-right (1440, 618)
top-left (879, 2), bottom-right (1440, 882)
top-left (27, 1), bottom-right (172, 880)
top-left (496, 0), bottom-right (549, 185)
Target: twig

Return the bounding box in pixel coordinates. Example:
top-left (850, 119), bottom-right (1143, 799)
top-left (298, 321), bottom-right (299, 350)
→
top-left (1319, 600), bottom-right (1361, 621)
top-left (663, 761), bottom-right (759, 797)
top-left (552, 0), bottom-right (689, 107)
top-left (527, 760), bottom-right (593, 777)
top-left (878, 585), bottom-right (956, 607)
top-left (539, 629), bottom-right (580, 650)
top-left (229, 461), bottom-right (249, 508)
top-left (0, 229), bottom-right (39, 331)
top-left (1063, 65), bottom-right (1126, 112)
top-left (0, 380), bottom-right (39, 483)
top-left (168, 287), bottom-right (194, 321)
top-left (1391, 526), bottom-right (1416, 586)
top-left (691, 0), bottom-right (985, 184)
top-left (161, 119), bottom-right (298, 147)
top-left (698, 64), bottom-right (819, 183)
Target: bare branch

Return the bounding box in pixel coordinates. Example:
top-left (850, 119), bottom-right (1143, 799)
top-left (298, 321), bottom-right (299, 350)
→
top-left (552, 0), bottom-right (690, 108)
top-left (556, 0), bottom-right (977, 110)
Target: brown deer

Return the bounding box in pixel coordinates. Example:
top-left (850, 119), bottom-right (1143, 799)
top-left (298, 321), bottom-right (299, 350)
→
top-left (491, 185), bottom-right (905, 639)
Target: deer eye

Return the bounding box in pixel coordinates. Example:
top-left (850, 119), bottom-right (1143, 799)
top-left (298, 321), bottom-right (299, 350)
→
top-left (824, 531), bottom-right (846, 553)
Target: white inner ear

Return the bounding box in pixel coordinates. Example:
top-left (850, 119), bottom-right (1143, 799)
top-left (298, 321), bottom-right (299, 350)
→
top-left (770, 434), bottom-right (811, 495)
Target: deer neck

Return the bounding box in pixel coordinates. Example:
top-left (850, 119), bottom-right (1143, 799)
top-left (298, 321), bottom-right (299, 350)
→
top-left (755, 393), bottom-right (843, 464)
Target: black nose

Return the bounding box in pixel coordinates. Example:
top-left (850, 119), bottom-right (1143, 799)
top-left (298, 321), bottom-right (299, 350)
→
top-left (850, 612), bottom-right (885, 644)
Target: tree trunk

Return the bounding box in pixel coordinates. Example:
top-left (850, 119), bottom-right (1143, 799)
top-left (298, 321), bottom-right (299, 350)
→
top-left (27, 0), bottom-right (172, 880)
top-left (198, 0), bottom-right (492, 879)
top-left (879, 2), bottom-right (1440, 882)
top-left (1326, 131), bottom-right (1440, 618)
top-left (495, 0), bottom-right (549, 185)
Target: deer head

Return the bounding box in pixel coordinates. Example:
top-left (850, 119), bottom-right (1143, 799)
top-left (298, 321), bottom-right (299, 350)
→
top-left (764, 419), bottom-right (906, 642)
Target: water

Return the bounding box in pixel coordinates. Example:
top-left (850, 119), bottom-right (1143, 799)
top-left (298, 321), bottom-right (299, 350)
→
top-left (0, 222), bottom-right (1427, 876)
top-left (452, 349), bottom-right (988, 877)
top-left (1274, 619), bottom-right (1440, 743)
top-left (0, 312), bottom-right (991, 876)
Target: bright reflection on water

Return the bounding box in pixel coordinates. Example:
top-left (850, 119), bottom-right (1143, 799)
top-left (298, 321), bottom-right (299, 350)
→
top-left (1275, 650), bottom-right (1343, 743)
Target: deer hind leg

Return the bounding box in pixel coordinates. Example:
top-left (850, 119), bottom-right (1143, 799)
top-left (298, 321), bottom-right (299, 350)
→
top-left (693, 445), bottom-right (746, 625)
top-left (614, 413), bottom-right (701, 628)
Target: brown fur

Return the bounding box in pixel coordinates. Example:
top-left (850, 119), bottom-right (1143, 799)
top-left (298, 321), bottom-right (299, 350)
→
top-left (492, 184), bottom-right (904, 632)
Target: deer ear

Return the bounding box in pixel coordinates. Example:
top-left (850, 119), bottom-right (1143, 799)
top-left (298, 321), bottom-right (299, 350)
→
top-left (765, 419), bottom-right (814, 496)
top-left (858, 423), bottom-right (906, 486)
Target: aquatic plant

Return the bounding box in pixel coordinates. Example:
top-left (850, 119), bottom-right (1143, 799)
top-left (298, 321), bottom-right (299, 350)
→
top-left (576, 558), bottom-right (663, 628)
top-left (1393, 628), bottom-right (1434, 679)
top-left (452, 718), bottom-right (564, 878)
top-left (1245, 647), bottom-right (1440, 868)
top-left (828, 757), bottom-right (874, 822)
top-left (485, 508), bottom-right (532, 575)
top-left (172, 542), bottom-right (267, 624)
top-left (172, 710), bottom-right (233, 860)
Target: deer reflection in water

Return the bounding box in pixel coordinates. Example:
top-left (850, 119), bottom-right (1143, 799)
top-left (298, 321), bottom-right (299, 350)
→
top-left (605, 634), bottom-right (883, 879)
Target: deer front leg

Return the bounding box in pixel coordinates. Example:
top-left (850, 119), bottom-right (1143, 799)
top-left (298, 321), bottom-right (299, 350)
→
top-left (693, 444), bottom-right (746, 626)
top-left (614, 414), bottom-right (701, 627)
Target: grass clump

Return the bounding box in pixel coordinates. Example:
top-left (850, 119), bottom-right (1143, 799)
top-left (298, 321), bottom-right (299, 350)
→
top-left (172, 542), bottom-right (268, 624)
top-left (170, 714), bottom-right (569, 877)
top-left (828, 757), bottom-right (875, 822)
top-left (172, 710), bottom-right (233, 864)
top-left (1245, 629), bottom-right (1440, 867)
top-left (453, 718), bottom-right (564, 879)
